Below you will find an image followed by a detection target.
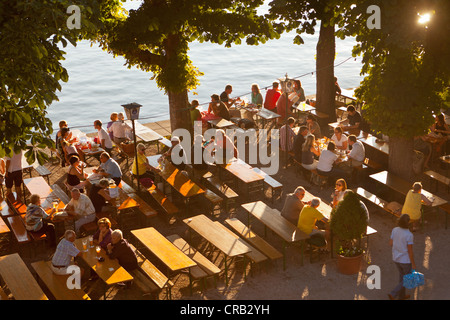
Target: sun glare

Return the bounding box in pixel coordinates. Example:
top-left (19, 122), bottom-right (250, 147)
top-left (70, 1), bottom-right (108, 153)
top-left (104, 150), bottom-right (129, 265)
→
top-left (418, 12), bottom-right (431, 24)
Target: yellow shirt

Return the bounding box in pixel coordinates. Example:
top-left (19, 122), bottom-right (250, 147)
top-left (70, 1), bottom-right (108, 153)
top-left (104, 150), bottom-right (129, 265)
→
top-left (297, 205), bottom-right (325, 235)
top-left (401, 190), bottom-right (422, 220)
top-left (132, 153), bottom-right (147, 176)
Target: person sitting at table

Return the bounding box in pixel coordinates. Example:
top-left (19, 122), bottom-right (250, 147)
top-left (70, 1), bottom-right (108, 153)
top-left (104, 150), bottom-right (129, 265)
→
top-left (162, 136), bottom-right (188, 171)
top-left (65, 188), bottom-right (96, 235)
top-left (264, 81), bottom-right (282, 112)
top-left (50, 230), bottom-right (84, 276)
top-left (209, 94), bottom-right (231, 120)
top-left (108, 112), bottom-right (129, 146)
top-left (25, 194), bottom-right (57, 248)
top-left (306, 114), bottom-right (322, 139)
top-left (342, 105), bottom-right (362, 132)
top-left (293, 126), bottom-right (308, 162)
top-left (316, 141), bottom-right (348, 180)
top-left (331, 178), bottom-right (347, 208)
top-left (430, 113), bottom-right (450, 154)
top-left (280, 186), bottom-right (306, 225)
top-left (107, 112), bottom-right (118, 141)
top-left (93, 217), bottom-right (113, 250)
top-left (414, 135), bottom-right (432, 170)
top-left (190, 99), bottom-right (202, 128)
top-left (401, 182), bottom-right (433, 232)
top-left (297, 198), bottom-right (329, 250)
top-left (61, 127), bottom-right (85, 165)
top-left (132, 143), bottom-right (155, 183)
top-left (346, 135), bottom-right (365, 167)
top-left (213, 129), bottom-right (238, 164)
top-left (0, 157), bottom-right (5, 185)
top-left (280, 117), bottom-right (296, 153)
top-left (94, 119), bottom-right (113, 155)
top-left (301, 135), bottom-right (320, 171)
top-left (67, 155), bottom-right (90, 191)
top-left (89, 178), bottom-right (114, 214)
top-left (292, 80), bottom-right (306, 106)
top-left (220, 84), bottom-right (236, 109)
top-left (250, 83), bottom-right (263, 107)
top-left (96, 152), bottom-right (122, 186)
top-left (106, 229), bottom-right (138, 272)
top-left (331, 126), bottom-right (348, 151)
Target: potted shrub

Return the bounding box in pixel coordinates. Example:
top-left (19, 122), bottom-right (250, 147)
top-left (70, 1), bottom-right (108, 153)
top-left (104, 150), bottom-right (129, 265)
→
top-left (329, 190), bottom-right (369, 275)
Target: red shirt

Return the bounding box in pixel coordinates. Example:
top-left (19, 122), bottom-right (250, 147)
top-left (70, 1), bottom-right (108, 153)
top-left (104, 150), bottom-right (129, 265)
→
top-left (264, 88), bottom-right (282, 110)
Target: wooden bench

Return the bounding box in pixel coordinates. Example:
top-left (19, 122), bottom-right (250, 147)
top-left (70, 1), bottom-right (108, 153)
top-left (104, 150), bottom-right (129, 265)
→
top-left (33, 164), bottom-right (52, 184)
top-left (364, 158), bottom-right (383, 172)
top-left (6, 193), bottom-right (27, 215)
top-left (0, 197), bottom-right (16, 218)
top-left (225, 218), bottom-right (283, 262)
top-left (129, 243), bottom-right (173, 299)
top-left (252, 167), bottom-right (283, 204)
top-left (148, 185), bottom-right (179, 220)
top-left (6, 215), bottom-right (32, 256)
top-left (118, 180), bottom-right (158, 225)
top-left (202, 173), bottom-right (239, 212)
top-left (31, 260), bottom-right (90, 300)
top-left (356, 187), bottom-right (401, 218)
top-left (166, 234), bottom-right (221, 289)
top-left (0, 286), bottom-right (9, 300)
top-left (424, 170), bottom-right (450, 193)
top-left (310, 169), bottom-right (328, 189)
top-left (213, 221), bottom-right (268, 275)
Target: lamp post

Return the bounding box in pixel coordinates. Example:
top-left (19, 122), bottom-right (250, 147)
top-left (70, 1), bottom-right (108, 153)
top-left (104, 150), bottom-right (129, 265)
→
top-left (122, 102), bottom-right (142, 193)
top-left (278, 74), bottom-right (295, 168)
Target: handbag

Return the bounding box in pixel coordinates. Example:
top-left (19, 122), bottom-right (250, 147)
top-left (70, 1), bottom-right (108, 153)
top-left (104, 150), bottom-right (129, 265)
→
top-left (403, 269), bottom-right (425, 289)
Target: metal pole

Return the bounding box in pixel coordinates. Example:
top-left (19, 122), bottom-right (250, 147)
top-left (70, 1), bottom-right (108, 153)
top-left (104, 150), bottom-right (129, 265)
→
top-left (285, 92), bottom-right (289, 168)
top-left (132, 119), bottom-right (140, 193)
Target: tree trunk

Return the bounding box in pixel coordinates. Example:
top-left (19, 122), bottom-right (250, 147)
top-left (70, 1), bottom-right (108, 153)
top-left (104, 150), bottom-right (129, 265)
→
top-left (388, 136), bottom-right (414, 181)
top-left (315, 21), bottom-right (337, 123)
top-left (168, 90), bottom-right (191, 132)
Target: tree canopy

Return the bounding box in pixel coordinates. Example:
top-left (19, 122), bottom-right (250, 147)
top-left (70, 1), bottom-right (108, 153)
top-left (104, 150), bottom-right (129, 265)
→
top-left (0, 0), bottom-right (123, 163)
top-left (96, 0), bottom-right (281, 131)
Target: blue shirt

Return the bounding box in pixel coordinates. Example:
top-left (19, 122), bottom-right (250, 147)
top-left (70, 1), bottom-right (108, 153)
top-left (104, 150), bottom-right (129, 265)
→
top-left (100, 158), bottom-right (122, 178)
top-left (52, 239), bottom-right (80, 267)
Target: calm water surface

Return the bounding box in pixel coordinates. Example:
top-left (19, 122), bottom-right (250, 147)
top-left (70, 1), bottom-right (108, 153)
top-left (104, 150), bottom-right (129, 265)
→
top-left (48, 1), bottom-right (364, 130)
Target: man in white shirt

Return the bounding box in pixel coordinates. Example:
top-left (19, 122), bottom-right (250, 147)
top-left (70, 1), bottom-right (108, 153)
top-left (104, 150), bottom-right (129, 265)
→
top-left (108, 113), bottom-right (129, 145)
top-left (65, 188), bottom-right (96, 234)
top-left (94, 120), bottom-right (113, 155)
top-left (4, 150), bottom-right (24, 199)
top-left (347, 135), bottom-right (365, 167)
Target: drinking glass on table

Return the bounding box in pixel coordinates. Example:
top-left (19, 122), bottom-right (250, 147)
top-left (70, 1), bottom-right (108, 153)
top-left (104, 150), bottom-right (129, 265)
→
top-left (89, 235), bottom-right (94, 248)
top-left (82, 239), bottom-right (88, 252)
top-left (95, 246), bottom-right (101, 257)
top-left (52, 200), bottom-right (59, 210)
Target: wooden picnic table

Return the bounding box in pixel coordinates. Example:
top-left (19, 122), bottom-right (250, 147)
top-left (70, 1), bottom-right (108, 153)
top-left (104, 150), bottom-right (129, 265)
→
top-left (74, 237), bottom-right (133, 298)
top-left (0, 253), bottom-right (48, 300)
top-left (183, 214), bottom-right (251, 285)
top-left (218, 158), bottom-right (264, 200)
top-left (207, 118), bottom-right (236, 129)
top-left (124, 120), bottom-right (163, 143)
top-left (131, 227), bottom-right (197, 290)
top-left (255, 108), bottom-right (281, 130)
top-left (241, 201), bottom-right (309, 270)
top-left (369, 171), bottom-right (447, 207)
top-left (23, 176), bottom-right (60, 208)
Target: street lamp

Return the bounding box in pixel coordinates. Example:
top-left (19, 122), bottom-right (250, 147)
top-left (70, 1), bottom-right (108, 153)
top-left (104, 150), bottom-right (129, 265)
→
top-left (278, 74), bottom-right (295, 168)
top-left (122, 102), bottom-right (142, 192)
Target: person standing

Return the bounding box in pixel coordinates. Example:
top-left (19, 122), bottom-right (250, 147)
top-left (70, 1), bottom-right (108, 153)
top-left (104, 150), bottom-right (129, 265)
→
top-left (264, 82), bottom-right (282, 112)
top-left (4, 149), bottom-right (24, 200)
top-left (279, 117), bottom-right (296, 152)
top-left (94, 120), bottom-right (113, 155)
top-left (388, 214), bottom-right (416, 300)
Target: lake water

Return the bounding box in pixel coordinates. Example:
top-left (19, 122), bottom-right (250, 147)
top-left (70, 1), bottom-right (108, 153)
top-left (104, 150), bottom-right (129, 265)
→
top-left (48, 0), bottom-right (364, 131)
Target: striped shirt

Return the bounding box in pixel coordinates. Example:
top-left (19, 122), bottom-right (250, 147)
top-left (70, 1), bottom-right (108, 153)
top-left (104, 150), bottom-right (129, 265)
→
top-left (52, 239), bottom-right (80, 267)
top-left (25, 204), bottom-right (49, 232)
top-left (280, 124), bottom-right (295, 152)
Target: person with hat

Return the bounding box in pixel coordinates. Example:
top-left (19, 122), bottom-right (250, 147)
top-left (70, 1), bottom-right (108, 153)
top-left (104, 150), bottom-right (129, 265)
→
top-left (208, 93), bottom-right (231, 120)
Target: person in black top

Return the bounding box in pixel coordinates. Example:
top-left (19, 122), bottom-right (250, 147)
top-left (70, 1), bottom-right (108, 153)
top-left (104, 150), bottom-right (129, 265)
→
top-left (334, 77), bottom-right (342, 95)
top-left (293, 126), bottom-right (308, 162)
top-left (106, 229), bottom-right (138, 272)
top-left (88, 178), bottom-right (113, 213)
top-left (209, 94), bottom-right (231, 120)
top-left (220, 84), bottom-right (236, 109)
top-left (343, 105), bottom-right (362, 132)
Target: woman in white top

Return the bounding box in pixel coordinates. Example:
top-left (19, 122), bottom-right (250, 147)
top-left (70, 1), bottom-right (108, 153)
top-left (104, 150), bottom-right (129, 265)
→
top-left (331, 126), bottom-right (348, 151)
top-left (301, 135), bottom-right (320, 170)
